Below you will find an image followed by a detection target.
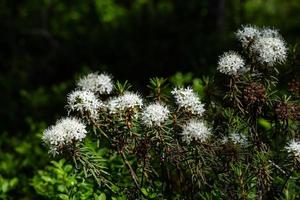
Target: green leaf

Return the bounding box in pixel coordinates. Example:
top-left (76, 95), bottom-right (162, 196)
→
top-left (258, 118), bottom-right (272, 130)
top-left (111, 184), bottom-right (119, 193)
top-left (64, 164), bottom-right (73, 173)
top-left (9, 178), bottom-right (18, 188)
top-left (99, 193), bottom-right (106, 200)
top-left (58, 194), bottom-right (69, 200)
top-left (141, 187), bottom-right (148, 196)
top-left (193, 78), bottom-right (205, 97)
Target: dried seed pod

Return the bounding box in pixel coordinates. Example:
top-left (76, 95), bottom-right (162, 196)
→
top-left (290, 104), bottom-right (300, 120)
top-left (243, 82), bottom-right (267, 113)
top-left (288, 79), bottom-right (300, 99)
top-left (275, 102), bottom-right (300, 121)
top-left (275, 102), bottom-right (289, 120)
top-left (244, 82), bottom-right (266, 103)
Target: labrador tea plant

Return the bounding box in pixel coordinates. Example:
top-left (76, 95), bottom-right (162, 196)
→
top-left (42, 25), bottom-right (300, 199)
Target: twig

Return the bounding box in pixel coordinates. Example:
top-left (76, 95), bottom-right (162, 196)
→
top-left (268, 160), bottom-right (287, 175)
top-left (119, 150), bottom-right (149, 198)
top-left (280, 160), bottom-right (295, 193)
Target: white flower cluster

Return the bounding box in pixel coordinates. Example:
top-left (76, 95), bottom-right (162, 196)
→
top-left (44, 72), bottom-right (213, 155)
top-left (217, 51), bottom-right (246, 76)
top-left (67, 90), bottom-right (103, 120)
top-left (42, 117), bottom-right (87, 155)
top-left (107, 92), bottom-right (143, 114)
top-left (286, 140), bottom-right (300, 157)
top-left (171, 87), bottom-right (205, 116)
top-left (236, 25), bottom-right (287, 66)
top-left (222, 133), bottom-right (248, 146)
top-left (236, 25), bottom-right (260, 48)
top-left (77, 73), bottom-right (114, 94)
top-left (141, 102), bottom-right (170, 127)
top-left (260, 28), bottom-right (280, 38)
top-left (250, 37), bottom-right (287, 66)
top-left (181, 119), bottom-right (210, 144)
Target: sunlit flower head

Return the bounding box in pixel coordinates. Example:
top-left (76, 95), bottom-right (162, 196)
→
top-left (77, 72), bottom-right (114, 94)
top-left (217, 51), bottom-right (246, 76)
top-left (42, 117), bottom-right (87, 156)
top-left (286, 140), bottom-right (300, 157)
top-left (171, 87), bottom-right (205, 116)
top-left (236, 25), bottom-right (260, 48)
top-left (141, 102), bottom-right (170, 127)
top-left (250, 36), bottom-right (287, 66)
top-left (222, 133), bottom-right (248, 146)
top-left (67, 90), bottom-right (103, 120)
top-left (106, 97), bottom-right (120, 114)
top-left (106, 92), bottom-right (143, 114)
top-left (181, 119), bottom-right (210, 144)
top-left (260, 27), bottom-right (280, 38)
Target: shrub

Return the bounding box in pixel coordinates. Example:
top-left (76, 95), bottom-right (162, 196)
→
top-left (40, 25), bottom-right (300, 199)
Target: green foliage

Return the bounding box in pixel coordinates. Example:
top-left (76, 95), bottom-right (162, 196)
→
top-left (258, 118), bottom-right (272, 130)
top-left (32, 159), bottom-right (103, 200)
top-left (0, 120), bottom-right (48, 199)
top-left (95, 0), bottom-right (127, 24)
top-left (281, 176), bottom-right (300, 200)
top-left (0, 177), bottom-right (18, 199)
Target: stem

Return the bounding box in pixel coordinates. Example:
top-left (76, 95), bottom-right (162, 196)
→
top-left (172, 113), bottom-right (177, 131)
top-left (250, 110), bottom-right (261, 151)
top-left (141, 156), bottom-right (147, 187)
top-left (119, 150), bottom-right (140, 189)
top-left (125, 111), bottom-right (132, 129)
top-left (280, 160), bottom-right (296, 193)
top-left (90, 118), bottom-right (109, 139)
top-left (239, 174), bottom-right (247, 200)
top-left (119, 150), bottom-right (149, 198)
top-left (268, 160), bottom-right (286, 175)
top-left (157, 86), bottom-right (161, 102)
top-left (156, 127), bottom-right (172, 197)
top-left (229, 76), bottom-right (244, 113)
top-left (72, 147), bottom-right (110, 187)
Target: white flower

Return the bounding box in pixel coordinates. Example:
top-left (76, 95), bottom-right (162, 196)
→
top-left (141, 102), bottom-right (170, 127)
top-left (221, 136), bottom-right (229, 144)
top-left (250, 36), bottom-right (287, 66)
top-left (260, 27), bottom-right (280, 38)
top-left (106, 97), bottom-right (120, 114)
top-left (222, 133), bottom-right (248, 145)
top-left (217, 51), bottom-right (246, 76)
top-left (286, 140), bottom-right (300, 157)
top-left (106, 92), bottom-right (143, 114)
top-left (67, 90), bottom-right (103, 120)
top-left (236, 25), bottom-right (260, 48)
top-left (77, 73), bottom-right (113, 94)
top-left (229, 133), bottom-right (248, 145)
top-left (171, 87), bottom-right (205, 116)
top-left (181, 119), bottom-right (210, 144)
top-left (42, 117), bottom-right (87, 155)
top-left (119, 92), bottom-right (143, 110)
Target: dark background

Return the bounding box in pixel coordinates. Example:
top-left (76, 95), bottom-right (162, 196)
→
top-left (1, 0), bottom-right (300, 132)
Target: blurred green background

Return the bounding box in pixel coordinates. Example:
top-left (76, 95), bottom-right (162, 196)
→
top-left (0, 0), bottom-right (300, 199)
